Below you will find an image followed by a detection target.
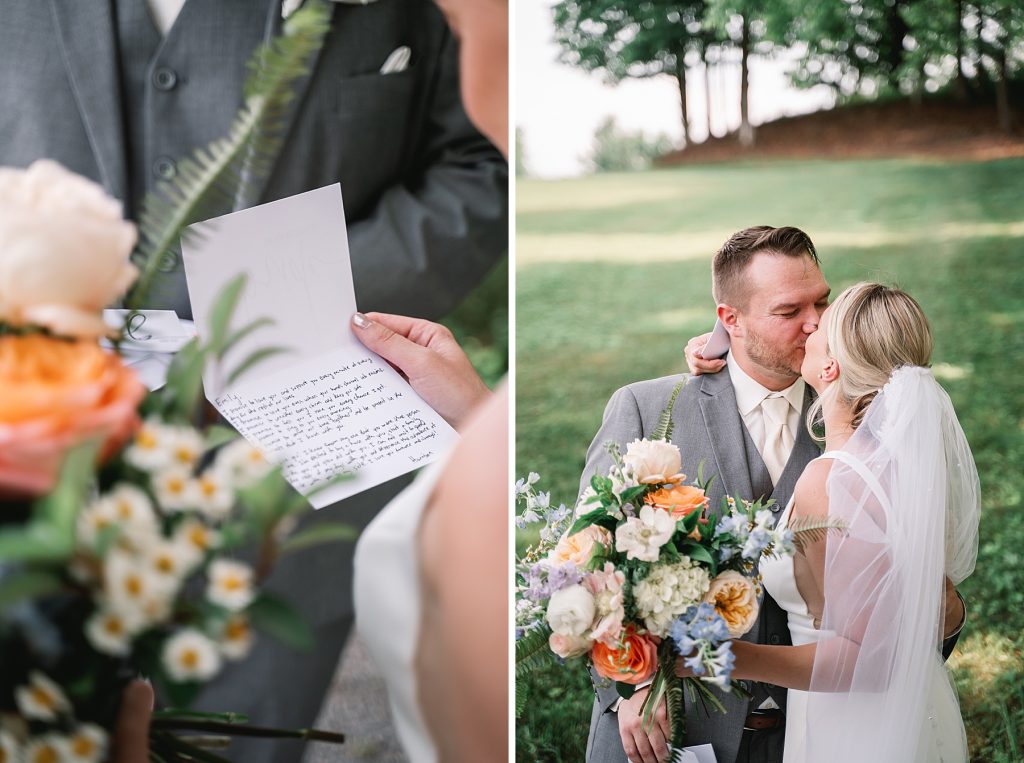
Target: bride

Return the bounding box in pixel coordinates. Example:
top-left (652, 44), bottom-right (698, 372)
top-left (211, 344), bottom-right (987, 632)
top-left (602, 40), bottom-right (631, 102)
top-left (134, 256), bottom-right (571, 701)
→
top-left (695, 282), bottom-right (980, 762)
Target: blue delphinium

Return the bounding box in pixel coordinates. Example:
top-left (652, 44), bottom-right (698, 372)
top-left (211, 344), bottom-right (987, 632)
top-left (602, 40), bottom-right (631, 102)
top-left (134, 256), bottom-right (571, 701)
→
top-left (669, 603), bottom-right (736, 685)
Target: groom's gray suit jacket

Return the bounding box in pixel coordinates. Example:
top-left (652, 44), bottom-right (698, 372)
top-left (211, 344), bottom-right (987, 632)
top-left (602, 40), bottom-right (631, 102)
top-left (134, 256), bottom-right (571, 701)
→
top-left (0, 3), bottom-right (506, 761)
top-left (580, 366), bottom-right (821, 763)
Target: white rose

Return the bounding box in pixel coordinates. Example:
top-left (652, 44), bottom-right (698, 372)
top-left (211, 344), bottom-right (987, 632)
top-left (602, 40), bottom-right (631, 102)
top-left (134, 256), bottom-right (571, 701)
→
top-left (623, 439), bottom-right (683, 484)
top-left (0, 160), bottom-right (137, 338)
top-left (548, 632), bottom-right (593, 659)
top-left (545, 584), bottom-right (596, 637)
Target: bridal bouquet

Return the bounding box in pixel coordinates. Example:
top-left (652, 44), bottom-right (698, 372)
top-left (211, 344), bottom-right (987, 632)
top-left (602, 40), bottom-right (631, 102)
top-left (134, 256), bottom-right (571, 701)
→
top-left (0, 4), bottom-right (353, 760)
top-left (515, 382), bottom-right (812, 751)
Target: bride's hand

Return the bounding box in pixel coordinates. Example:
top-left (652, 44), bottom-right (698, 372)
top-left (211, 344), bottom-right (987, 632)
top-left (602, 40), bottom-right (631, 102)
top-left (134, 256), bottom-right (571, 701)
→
top-left (684, 332), bottom-right (726, 376)
top-left (111, 680), bottom-right (153, 762)
top-left (351, 312), bottom-right (491, 431)
top-left (618, 686), bottom-right (671, 763)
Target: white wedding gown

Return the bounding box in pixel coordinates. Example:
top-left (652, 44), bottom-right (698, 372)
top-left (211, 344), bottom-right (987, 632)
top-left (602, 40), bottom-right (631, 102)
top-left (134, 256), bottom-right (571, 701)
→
top-left (353, 456), bottom-right (450, 763)
top-left (759, 451), bottom-right (967, 763)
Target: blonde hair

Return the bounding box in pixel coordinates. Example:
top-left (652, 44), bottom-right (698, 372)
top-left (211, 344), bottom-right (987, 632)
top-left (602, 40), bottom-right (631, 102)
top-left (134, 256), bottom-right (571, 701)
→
top-left (807, 282), bottom-right (933, 438)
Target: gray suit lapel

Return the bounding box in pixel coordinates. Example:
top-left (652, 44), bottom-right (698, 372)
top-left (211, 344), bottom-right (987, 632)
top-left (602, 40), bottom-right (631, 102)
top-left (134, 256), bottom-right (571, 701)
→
top-left (232, 0), bottom-right (334, 210)
top-left (697, 369), bottom-right (754, 501)
top-left (47, 0), bottom-right (128, 204)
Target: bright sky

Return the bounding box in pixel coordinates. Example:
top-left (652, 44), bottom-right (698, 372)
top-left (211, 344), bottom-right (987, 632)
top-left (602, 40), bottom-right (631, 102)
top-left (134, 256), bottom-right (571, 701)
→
top-left (516, 0), bottom-right (837, 178)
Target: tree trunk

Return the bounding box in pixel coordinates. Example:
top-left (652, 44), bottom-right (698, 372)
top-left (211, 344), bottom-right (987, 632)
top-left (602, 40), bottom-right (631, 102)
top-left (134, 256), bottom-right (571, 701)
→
top-left (974, 3), bottom-right (990, 88)
top-left (703, 47), bottom-right (713, 140)
top-left (953, 0), bottom-right (968, 100)
top-left (995, 44), bottom-right (1013, 133)
top-left (675, 57), bottom-right (691, 148)
top-left (738, 15), bottom-right (754, 148)
top-left (884, 0), bottom-right (909, 91)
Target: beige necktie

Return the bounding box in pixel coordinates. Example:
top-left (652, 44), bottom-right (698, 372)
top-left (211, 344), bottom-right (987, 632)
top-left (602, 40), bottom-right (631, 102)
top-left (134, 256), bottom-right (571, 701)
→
top-left (761, 394), bottom-right (794, 485)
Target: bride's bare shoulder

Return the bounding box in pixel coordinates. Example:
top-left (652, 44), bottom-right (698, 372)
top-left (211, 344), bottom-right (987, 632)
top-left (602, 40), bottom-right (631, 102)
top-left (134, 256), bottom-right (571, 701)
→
top-left (791, 457), bottom-right (833, 519)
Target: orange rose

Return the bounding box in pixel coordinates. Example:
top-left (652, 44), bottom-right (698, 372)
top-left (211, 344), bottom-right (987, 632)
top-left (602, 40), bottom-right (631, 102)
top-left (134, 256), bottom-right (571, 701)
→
top-left (590, 626), bottom-right (659, 684)
top-left (644, 484), bottom-right (709, 521)
top-left (0, 335), bottom-right (145, 497)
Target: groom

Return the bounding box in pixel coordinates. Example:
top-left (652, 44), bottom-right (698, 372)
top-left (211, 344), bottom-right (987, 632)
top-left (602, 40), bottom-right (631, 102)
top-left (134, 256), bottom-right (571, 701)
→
top-left (581, 226), bottom-right (966, 763)
top-left (580, 225), bottom-right (826, 763)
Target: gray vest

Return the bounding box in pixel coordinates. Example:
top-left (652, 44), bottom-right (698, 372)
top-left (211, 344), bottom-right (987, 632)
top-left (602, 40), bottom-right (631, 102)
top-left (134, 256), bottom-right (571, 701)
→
top-left (112, 0), bottom-right (272, 316)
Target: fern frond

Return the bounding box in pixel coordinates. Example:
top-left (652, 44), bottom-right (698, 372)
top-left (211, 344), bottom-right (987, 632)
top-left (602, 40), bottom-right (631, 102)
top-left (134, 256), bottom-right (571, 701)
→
top-left (788, 516), bottom-right (849, 554)
top-left (665, 678), bottom-right (686, 761)
top-left (515, 625), bottom-right (554, 677)
top-left (652, 377), bottom-right (687, 442)
top-left (126, 1), bottom-right (332, 308)
top-left (515, 678), bottom-right (528, 719)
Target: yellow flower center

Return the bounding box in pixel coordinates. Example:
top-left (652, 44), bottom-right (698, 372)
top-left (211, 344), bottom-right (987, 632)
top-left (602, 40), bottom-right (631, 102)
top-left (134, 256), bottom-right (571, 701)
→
top-left (104, 616), bottom-right (124, 636)
top-left (137, 429), bottom-right (158, 449)
top-left (72, 735), bottom-right (96, 756)
top-left (125, 574), bottom-right (143, 597)
top-left (200, 478), bottom-right (218, 498)
top-left (222, 575), bottom-right (244, 592)
top-left (116, 500), bottom-right (134, 520)
top-left (30, 686), bottom-right (55, 710)
top-left (189, 526), bottom-right (209, 550)
top-left (226, 618), bottom-right (250, 641)
top-left (180, 648), bottom-right (199, 669)
top-left (33, 745), bottom-right (58, 763)
top-left (166, 476), bottom-right (186, 495)
top-left (174, 446), bottom-right (197, 465)
top-left (156, 555), bottom-right (175, 574)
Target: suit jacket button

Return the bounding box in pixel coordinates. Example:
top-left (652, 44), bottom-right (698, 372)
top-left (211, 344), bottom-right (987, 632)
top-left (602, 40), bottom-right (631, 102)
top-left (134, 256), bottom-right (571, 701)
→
top-left (769, 634), bottom-right (782, 645)
top-left (153, 66), bottom-right (178, 91)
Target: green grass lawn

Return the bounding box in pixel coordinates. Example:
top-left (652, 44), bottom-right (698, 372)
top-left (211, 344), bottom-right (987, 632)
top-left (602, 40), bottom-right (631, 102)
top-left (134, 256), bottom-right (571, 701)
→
top-left (515, 158), bottom-right (1024, 762)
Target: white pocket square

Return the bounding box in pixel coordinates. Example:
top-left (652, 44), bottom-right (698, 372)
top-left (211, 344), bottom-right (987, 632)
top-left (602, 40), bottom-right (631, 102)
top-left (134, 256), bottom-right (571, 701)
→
top-left (379, 45), bottom-right (411, 74)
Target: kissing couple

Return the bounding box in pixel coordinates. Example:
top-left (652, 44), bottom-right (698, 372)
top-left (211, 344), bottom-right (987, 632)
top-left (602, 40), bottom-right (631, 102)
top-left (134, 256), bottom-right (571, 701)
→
top-left (582, 226), bottom-right (980, 763)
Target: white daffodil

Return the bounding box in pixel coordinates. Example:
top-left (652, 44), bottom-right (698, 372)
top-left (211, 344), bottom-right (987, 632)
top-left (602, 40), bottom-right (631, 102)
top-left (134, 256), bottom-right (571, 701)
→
top-left (206, 559), bottom-right (256, 612)
top-left (0, 729), bottom-right (21, 763)
top-left (85, 607), bottom-right (143, 657)
top-left (66, 724), bottom-right (107, 763)
top-left (23, 734), bottom-right (72, 763)
top-left (173, 518), bottom-right (220, 562)
top-left (215, 439), bottom-right (273, 488)
top-left (192, 470), bottom-right (234, 520)
top-left (152, 466), bottom-right (196, 512)
top-left (220, 614), bottom-right (254, 661)
top-left (15, 672), bottom-right (70, 721)
top-left (167, 427), bottom-right (205, 470)
top-left (124, 418), bottom-right (174, 472)
top-left (103, 549), bottom-right (175, 626)
top-left (162, 629), bottom-right (222, 682)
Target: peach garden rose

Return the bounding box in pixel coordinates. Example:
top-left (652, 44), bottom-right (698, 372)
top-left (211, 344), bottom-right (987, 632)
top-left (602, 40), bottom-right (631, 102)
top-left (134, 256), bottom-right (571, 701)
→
top-left (0, 335), bottom-right (145, 497)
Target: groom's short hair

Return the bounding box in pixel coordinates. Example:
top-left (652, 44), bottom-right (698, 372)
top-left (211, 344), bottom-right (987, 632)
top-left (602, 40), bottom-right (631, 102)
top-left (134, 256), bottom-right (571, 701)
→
top-left (712, 226), bottom-right (820, 308)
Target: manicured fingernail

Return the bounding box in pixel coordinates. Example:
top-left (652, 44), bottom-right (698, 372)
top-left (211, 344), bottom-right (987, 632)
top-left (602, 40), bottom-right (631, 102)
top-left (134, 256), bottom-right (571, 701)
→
top-left (352, 312), bottom-right (372, 329)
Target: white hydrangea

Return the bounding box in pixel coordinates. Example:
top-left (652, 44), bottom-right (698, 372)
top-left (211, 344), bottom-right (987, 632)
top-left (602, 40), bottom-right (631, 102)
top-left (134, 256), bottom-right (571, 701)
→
top-left (615, 505), bottom-right (676, 562)
top-left (633, 558), bottom-right (711, 637)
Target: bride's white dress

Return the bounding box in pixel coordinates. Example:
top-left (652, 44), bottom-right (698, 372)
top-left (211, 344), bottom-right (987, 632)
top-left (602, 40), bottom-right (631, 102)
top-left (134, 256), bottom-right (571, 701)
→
top-left (352, 457), bottom-right (449, 763)
top-left (759, 450), bottom-right (967, 763)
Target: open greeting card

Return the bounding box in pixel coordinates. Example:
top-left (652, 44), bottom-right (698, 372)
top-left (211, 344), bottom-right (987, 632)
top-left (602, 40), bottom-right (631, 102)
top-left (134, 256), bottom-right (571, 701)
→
top-left (181, 184), bottom-right (458, 508)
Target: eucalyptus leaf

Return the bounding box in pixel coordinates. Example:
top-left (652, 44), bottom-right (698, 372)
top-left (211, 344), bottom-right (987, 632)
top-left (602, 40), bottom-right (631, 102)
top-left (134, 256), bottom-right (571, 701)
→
top-left (204, 425), bottom-right (239, 451)
top-left (222, 316), bottom-right (275, 357)
top-left (226, 346), bottom-right (292, 387)
top-left (208, 274), bottom-right (248, 356)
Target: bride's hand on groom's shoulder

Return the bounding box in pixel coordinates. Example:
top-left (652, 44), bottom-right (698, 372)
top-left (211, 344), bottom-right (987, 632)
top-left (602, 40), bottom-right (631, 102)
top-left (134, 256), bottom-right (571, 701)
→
top-left (352, 311), bottom-right (491, 430)
top-left (684, 332), bottom-right (726, 376)
top-left (618, 687), bottom-right (672, 763)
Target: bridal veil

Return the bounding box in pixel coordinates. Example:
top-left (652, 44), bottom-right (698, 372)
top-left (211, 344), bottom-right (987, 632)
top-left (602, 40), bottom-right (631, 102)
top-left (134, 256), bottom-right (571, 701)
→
top-left (805, 366), bottom-right (980, 761)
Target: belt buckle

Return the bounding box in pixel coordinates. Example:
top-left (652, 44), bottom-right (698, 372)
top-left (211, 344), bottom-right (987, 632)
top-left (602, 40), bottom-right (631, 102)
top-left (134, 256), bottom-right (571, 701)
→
top-left (743, 708), bottom-right (784, 732)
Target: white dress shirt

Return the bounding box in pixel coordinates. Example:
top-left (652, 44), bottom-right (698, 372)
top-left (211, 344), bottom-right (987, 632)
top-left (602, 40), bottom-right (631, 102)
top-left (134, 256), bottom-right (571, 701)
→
top-left (726, 352), bottom-right (805, 469)
top-left (146, 0), bottom-right (187, 35)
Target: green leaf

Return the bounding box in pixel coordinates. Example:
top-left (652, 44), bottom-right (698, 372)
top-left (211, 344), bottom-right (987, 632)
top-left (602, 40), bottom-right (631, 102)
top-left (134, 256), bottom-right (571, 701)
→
top-left (279, 522), bottom-right (358, 556)
top-left (568, 507), bottom-right (605, 536)
top-left (204, 425), bottom-right (239, 450)
top-left (0, 571), bottom-right (63, 608)
top-left (619, 485), bottom-right (648, 504)
top-left (226, 345), bottom-right (292, 386)
top-left (237, 467), bottom-right (289, 534)
top-left (616, 681), bottom-right (637, 700)
top-left (152, 709), bottom-right (250, 724)
top-left (678, 541), bottom-right (715, 570)
top-left (222, 316), bottom-right (275, 357)
top-left (248, 592), bottom-right (313, 652)
top-left (208, 274), bottom-right (248, 355)
top-left (161, 338), bottom-right (207, 421)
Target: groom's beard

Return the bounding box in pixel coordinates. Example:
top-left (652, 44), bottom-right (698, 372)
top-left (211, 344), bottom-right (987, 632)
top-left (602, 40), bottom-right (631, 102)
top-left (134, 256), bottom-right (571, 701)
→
top-left (745, 327), bottom-right (803, 381)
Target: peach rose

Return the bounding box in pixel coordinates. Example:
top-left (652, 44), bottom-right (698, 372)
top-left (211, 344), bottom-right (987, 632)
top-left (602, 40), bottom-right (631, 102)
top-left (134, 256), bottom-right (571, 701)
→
top-left (548, 525), bottom-right (612, 567)
top-left (0, 160), bottom-right (138, 339)
top-left (590, 626), bottom-right (659, 685)
top-left (644, 484), bottom-right (709, 521)
top-left (622, 439), bottom-right (684, 484)
top-left (549, 632), bottom-right (592, 659)
top-left (703, 570), bottom-right (759, 638)
top-left (0, 335), bottom-right (145, 497)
